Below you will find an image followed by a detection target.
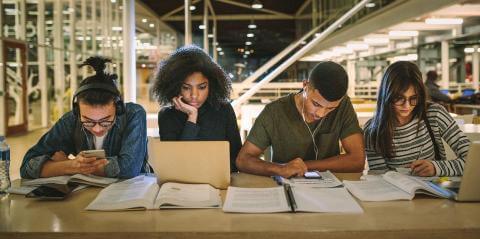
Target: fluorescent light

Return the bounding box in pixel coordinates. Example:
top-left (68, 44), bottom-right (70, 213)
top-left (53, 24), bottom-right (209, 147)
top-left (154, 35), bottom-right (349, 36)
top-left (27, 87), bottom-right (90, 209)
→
top-left (247, 33), bottom-right (254, 38)
top-left (392, 54), bottom-right (418, 62)
top-left (364, 36), bottom-right (389, 45)
top-left (216, 47), bottom-right (222, 51)
top-left (149, 23), bottom-right (155, 28)
top-left (245, 41), bottom-right (252, 46)
top-left (332, 47), bottom-right (353, 55)
top-left (464, 47), bottom-right (474, 53)
top-left (142, 18), bottom-right (147, 23)
top-left (219, 51), bottom-right (224, 55)
top-left (245, 50), bottom-right (251, 55)
top-left (425, 18), bottom-right (463, 25)
top-left (111, 0), bottom-right (116, 3)
top-left (189, 5), bottom-right (196, 10)
top-left (251, 0), bottom-right (263, 9)
top-left (199, 25), bottom-right (205, 29)
top-left (248, 23), bottom-right (257, 29)
top-left (389, 30), bottom-right (418, 37)
top-left (112, 26), bottom-right (122, 31)
top-left (208, 34), bottom-right (214, 38)
top-left (346, 42), bottom-right (369, 51)
top-left (365, 3), bottom-right (375, 8)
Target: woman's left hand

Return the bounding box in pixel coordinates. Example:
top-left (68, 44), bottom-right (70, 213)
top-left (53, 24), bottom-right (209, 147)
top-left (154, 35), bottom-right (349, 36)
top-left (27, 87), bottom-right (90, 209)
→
top-left (410, 160), bottom-right (436, 176)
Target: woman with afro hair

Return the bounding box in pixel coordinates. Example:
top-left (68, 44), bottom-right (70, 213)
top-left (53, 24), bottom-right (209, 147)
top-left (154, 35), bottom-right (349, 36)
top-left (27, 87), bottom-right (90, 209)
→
top-left (152, 45), bottom-right (241, 172)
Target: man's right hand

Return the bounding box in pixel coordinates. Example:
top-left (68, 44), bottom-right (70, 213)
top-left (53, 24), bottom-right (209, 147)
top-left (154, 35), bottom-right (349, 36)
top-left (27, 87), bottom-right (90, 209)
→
top-left (276, 158), bottom-right (308, 178)
top-left (64, 154), bottom-right (108, 175)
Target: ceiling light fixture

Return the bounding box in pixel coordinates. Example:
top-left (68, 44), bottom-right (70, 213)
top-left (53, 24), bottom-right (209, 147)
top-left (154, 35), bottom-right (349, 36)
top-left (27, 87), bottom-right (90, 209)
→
top-left (247, 33), bottom-right (254, 38)
top-left (251, 0), bottom-right (263, 9)
top-left (189, 5), bottom-right (196, 11)
top-left (142, 18), bottom-right (147, 23)
top-left (388, 30), bottom-right (418, 37)
top-left (365, 3), bottom-right (375, 8)
top-left (245, 41), bottom-right (252, 46)
top-left (425, 18), bottom-right (463, 25)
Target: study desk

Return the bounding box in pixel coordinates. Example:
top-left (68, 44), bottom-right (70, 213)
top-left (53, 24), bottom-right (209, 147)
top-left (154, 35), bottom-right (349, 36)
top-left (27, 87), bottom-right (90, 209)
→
top-left (1, 173), bottom-right (480, 239)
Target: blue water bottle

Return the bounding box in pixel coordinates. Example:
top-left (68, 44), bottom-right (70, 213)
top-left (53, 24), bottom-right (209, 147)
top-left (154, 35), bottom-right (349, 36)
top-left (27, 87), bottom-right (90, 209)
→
top-left (0, 136), bottom-right (11, 193)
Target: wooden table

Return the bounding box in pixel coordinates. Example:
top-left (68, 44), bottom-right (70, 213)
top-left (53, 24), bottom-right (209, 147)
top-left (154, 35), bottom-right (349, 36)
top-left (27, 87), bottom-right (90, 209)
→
top-left (1, 173), bottom-right (480, 239)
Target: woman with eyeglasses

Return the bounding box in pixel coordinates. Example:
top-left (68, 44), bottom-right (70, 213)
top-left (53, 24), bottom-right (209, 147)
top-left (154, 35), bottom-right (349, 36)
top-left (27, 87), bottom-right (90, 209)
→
top-left (363, 61), bottom-right (470, 176)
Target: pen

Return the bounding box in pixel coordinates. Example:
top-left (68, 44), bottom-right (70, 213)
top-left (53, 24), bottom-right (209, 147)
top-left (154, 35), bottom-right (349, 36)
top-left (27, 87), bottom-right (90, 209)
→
top-left (283, 184), bottom-right (297, 212)
top-left (410, 144), bottom-right (425, 175)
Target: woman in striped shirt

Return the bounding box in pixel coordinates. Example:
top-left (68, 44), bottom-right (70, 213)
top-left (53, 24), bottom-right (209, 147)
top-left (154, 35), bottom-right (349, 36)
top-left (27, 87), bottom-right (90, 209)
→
top-left (364, 61), bottom-right (470, 176)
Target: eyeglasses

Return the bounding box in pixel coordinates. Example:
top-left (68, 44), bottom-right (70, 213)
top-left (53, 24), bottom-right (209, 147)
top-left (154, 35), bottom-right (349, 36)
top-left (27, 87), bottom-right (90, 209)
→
top-left (392, 96), bottom-right (418, 106)
top-left (80, 118), bottom-right (115, 128)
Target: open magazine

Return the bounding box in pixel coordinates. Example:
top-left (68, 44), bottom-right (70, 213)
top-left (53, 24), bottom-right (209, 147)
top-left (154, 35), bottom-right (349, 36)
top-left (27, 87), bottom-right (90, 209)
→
top-left (21, 174), bottom-right (118, 188)
top-left (222, 184), bottom-right (363, 213)
top-left (86, 175), bottom-right (221, 211)
top-left (344, 171), bottom-right (454, 201)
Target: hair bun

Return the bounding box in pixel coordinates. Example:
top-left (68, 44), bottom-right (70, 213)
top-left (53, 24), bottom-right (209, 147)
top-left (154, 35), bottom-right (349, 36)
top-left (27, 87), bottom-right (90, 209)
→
top-left (80, 56), bottom-right (111, 76)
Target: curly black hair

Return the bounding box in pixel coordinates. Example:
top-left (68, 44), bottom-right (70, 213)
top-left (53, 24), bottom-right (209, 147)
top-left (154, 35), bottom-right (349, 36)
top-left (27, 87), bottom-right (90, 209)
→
top-left (152, 45), bottom-right (232, 108)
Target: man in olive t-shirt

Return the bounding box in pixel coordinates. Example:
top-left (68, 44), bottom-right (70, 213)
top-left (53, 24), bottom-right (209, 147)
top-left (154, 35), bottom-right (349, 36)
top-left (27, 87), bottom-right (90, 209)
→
top-left (236, 61), bottom-right (365, 178)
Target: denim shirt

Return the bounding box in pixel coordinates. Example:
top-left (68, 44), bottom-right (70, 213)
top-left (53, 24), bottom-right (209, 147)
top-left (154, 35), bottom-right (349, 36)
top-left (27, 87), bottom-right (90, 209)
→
top-left (20, 103), bottom-right (149, 179)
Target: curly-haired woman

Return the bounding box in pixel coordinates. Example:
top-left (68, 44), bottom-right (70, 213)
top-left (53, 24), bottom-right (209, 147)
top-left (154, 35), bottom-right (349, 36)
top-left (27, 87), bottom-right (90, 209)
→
top-left (152, 45), bottom-right (242, 172)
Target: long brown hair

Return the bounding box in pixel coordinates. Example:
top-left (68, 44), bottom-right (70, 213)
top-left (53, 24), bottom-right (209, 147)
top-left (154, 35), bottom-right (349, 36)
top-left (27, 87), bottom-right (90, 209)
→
top-left (364, 61), bottom-right (427, 158)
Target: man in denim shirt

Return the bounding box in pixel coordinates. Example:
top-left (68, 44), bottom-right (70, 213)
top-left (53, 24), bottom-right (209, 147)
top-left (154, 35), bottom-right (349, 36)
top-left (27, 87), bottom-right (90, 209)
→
top-left (21, 57), bottom-right (149, 179)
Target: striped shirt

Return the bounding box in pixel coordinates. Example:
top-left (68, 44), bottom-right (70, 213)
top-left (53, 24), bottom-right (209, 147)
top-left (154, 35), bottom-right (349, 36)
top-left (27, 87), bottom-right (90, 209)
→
top-left (364, 103), bottom-right (471, 176)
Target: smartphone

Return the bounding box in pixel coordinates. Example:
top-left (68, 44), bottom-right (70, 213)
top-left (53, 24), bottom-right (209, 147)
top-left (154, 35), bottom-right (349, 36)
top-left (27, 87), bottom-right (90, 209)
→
top-left (80, 149), bottom-right (106, 159)
top-left (304, 171), bottom-right (322, 179)
top-left (25, 183), bottom-right (78, 200)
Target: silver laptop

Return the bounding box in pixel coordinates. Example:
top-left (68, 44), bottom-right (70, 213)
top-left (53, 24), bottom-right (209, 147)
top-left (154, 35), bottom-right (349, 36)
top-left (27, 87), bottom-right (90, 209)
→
top-left (451, 141), bottom-right (480, 201)
top-left (147, 139), bottom-right (231, 189)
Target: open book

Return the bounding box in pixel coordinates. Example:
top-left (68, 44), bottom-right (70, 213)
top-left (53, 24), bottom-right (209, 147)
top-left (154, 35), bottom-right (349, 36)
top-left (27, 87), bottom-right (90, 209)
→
top-left (273, 170), bottom-right (343, 188)
top-left (86, 175), bottom-right (221, 211)
top-left (21, 174), bottom-right (118, 188)
top-left (222, 185), bottom-right (363, 213)
top-left (344, 171), bottom-right (454, 201)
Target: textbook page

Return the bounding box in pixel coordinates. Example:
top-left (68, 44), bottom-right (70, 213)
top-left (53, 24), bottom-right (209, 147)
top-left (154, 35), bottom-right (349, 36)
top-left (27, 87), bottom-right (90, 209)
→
top-left (382, 171), bottom-right (452, 198)
top-left (22, 174), bottom-right (118, 187)
top-left (293, 187), bottom-right (363, 213)
top-left (69, 174), bottom-right (118, 187)
top-left (343, 179), bottom-right (414, 201)
top-left (153, 182), bottom-right (221, 208)
top-left (86, 176), bottom-right (159, 211)
top-left (22, 176), bottom-right (71, 186)
top-left (222, 187), bottom-right (291, 213)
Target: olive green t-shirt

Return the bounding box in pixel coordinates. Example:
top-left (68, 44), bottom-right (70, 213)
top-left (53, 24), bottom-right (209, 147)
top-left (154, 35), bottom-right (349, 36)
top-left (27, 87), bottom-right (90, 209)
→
top-left (247, 94), bottom-right (362, 163)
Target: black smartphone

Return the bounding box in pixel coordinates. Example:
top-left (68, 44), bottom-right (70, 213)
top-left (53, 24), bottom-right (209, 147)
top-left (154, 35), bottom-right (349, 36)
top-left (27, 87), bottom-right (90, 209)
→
top-left (25, 183), bottom-right (78, 200)
top-left (304, 171), bottom-right (322, 179)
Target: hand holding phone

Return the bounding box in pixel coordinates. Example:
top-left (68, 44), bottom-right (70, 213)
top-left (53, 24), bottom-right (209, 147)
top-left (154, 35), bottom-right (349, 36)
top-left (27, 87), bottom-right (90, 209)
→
top-left (80, 149), bottom-right (106, 159)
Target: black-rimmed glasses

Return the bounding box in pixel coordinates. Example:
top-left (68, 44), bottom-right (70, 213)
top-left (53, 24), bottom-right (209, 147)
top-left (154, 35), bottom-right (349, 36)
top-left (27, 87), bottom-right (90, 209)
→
top-left (80, 118), bottom-right (115, 128)
top-left (392, 96), bottom-right (418, 106)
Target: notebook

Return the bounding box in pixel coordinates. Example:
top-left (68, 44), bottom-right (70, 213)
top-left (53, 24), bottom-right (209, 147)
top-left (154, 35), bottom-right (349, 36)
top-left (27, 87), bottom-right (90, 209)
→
top-left (148, 139), bottom-right (231, 189)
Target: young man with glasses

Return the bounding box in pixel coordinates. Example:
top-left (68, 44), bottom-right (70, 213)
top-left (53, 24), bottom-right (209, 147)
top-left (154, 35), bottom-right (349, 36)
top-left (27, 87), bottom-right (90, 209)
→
top-left (21, 56), bottom-right (149, 179)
